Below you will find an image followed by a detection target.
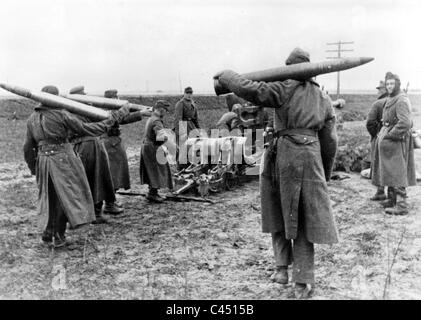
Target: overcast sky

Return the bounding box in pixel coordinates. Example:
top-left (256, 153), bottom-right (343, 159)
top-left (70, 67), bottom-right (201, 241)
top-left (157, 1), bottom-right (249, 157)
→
top-left (0, 0), bottom-right (420, 95)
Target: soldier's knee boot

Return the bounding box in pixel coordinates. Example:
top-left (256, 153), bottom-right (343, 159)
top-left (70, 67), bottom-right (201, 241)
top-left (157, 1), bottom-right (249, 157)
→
top-left (381, 187), bottom-right (396, 208)
top-left (92, 201), bottom-right (108, 224)
top-left (385, 194), bottom-right (409, 216)
top-left (370, 186), bottom-right (387, 201)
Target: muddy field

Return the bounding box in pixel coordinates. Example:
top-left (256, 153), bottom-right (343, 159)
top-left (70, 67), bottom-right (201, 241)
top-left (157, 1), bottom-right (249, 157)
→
top-left (0, 94), bottom-right (420, 300)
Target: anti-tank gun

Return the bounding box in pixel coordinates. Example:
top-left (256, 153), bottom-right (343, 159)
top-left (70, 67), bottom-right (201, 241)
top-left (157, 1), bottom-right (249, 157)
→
top-left (172, 136), bottom-right (252, 197)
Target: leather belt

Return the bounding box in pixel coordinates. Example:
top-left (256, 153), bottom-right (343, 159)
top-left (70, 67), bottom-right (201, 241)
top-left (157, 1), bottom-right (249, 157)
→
top-left (275, 128), bottom-right (318, 137)
top-left (38, 142), bottom-right (71, 155)
top-left (38, 139), bottom-right (68, 147)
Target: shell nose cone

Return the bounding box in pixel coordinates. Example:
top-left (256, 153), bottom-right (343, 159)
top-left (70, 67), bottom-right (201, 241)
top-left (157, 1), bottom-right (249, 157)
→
top-left (360, 57), bottom-right (375, 65)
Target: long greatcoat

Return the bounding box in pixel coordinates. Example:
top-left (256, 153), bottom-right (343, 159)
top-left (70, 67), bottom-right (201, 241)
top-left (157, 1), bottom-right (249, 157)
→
top-left (139, 114), bottom-right (173, 189)
top-left (100, 111), bottom-right (145, 190)
top-left (70, 114), bottom-right (116, 204)
top-left (101, 134), bottom-right (130, 190)
top-left (366, 98), bottom-right (387, 163)
top-left (23, 107), bottom-right (114, 229)
top-left (371, 93), bottom-right (416, 187)
top-left (218, 71), bottom-right (339, 244)
top-left (174, 97), bottom-right (200, 136)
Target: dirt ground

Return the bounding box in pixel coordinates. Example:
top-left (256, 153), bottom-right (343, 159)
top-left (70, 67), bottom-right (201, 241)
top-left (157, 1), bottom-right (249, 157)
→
top-left (0, 140), bottom-right (420, 300)
top-left (0, 95), bottom-right (420, 300)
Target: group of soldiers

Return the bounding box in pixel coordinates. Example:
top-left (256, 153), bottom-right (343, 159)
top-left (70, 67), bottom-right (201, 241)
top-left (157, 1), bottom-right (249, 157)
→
top-left (212, 47), bottom-right (416, 298)
top-left (23, 85), bottom-right (201, 247)
top-left (366, 73), bottom-right (416, 215)
top-left (23, 86), bottom-right (130, 247)
top-left (22, 46), bottom-right (416, 299)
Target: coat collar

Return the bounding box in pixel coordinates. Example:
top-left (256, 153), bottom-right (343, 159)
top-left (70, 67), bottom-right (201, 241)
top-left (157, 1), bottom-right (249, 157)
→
top-left (385, 92), bottom-right (407, 109)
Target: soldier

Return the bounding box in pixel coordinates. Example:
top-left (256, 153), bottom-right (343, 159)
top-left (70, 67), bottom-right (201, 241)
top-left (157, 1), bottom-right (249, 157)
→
top-left (140, 100), bottom-right (174, 203)
top-left (23, 85), bottom-right (129, 248)
top-left (214, 47), bottom-right (339, 299)
top-left (68, 86), bottom-right (123, 223)
top-left (174, 86), bottom-right (200, 169)
top-left (69, 85), bottom-right (86, 95)
top-left (366, 80), bottom-right (390, 203)
top-left (215, 104), bottom-right (243, 132)
top-left (100, 89), bottom-right (141, 213)
top-left (371, 72), bottom-right (416, 215)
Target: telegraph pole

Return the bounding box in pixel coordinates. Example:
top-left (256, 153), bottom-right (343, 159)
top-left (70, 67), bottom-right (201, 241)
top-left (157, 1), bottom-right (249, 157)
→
top-left (326, 41), bottom-right (354, 99)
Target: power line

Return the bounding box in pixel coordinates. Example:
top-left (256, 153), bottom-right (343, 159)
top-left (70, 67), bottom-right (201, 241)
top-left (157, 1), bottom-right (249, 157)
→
top-left (326, 40), bottom-right (354, 99)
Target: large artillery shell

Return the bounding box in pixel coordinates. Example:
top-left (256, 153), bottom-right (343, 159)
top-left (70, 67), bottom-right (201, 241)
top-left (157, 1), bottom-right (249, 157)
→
top-left (63, 94), bottom-right (153, 113)
top-left (0, 83), bottom-right (110, 120)
top-left (214, 57), bottom-right (374, 95)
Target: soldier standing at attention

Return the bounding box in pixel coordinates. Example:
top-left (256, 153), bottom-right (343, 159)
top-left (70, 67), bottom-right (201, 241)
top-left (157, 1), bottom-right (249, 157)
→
top-left (23, 85), bottom-right (129, 248)
top-left (214, 48), bottom-right (339, 299)
top-left (69, 86), bottom-right (123, 223)
top-left (174, 86), bottom-right (200, 169)
top-left (371, 72), bottom-right (416, 215)
top-left (140, 100), bottom-right (174, 203)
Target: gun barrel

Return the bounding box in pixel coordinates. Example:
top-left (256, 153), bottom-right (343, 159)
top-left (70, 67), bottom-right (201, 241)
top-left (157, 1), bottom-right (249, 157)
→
top-left (214, 57), bottom-right (374, 95)
top-left (0, 83), bottom-right (109, 120)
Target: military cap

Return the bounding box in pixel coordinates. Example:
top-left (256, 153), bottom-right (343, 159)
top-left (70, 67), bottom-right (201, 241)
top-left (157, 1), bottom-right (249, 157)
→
top-left (41, 85), bottom-right (59, 96)
top-left (104, 89), bottom-right (118, 98)
top-left (184, 87), bottom-right (193, 94)
top-left (376, 80), bottom-right (385, 89)
top-left (69, 85), bottom-right (85, 95)
top-left (154, 100), bottom-right (170, 110)
top-left (285, 47), bottom-right (310, 65)
top-left (385, 72), bottom-right (400, 82)
top-left (384, 71), bottom-right (401, 94)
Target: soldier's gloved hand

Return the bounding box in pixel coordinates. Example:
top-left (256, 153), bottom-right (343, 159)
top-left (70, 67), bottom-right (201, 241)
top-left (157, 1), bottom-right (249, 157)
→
top-left (110, 104), bottom-right (130, 123)
top-left (213, 69), bottom-right (234, 80)
top-left (107, 124), bottom-right (121, 137)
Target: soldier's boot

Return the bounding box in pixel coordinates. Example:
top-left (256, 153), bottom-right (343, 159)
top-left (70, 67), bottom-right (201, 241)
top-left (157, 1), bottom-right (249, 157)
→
top-left (103, 201), bottom-right (124, 215)
top-left (113, 191), bottom-right (124, 208)
top-left (370, 186), bottom-right (387, 201)
top-left (41, 230), bottom-right (53, 244)
top-left (53, 233), bottom-right (66, 248)
top-left (385, 195), bottom-right (409, 216)
top-left (92, 202), bottom-right (108, 224)
top-left (146, 188), bottom-right (164, 203)
top-left (381, 188), bottom-right (397, 208)
top-left (294, 283), bottom-right (314, 299)
top-left (270, 266), bottom-right (288, 284)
